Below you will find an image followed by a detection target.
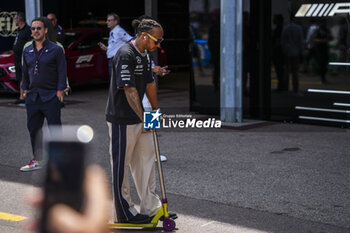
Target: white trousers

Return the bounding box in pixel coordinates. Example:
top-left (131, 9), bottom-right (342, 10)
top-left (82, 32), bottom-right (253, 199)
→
top-left (107, 122), bottom-right (161, 222)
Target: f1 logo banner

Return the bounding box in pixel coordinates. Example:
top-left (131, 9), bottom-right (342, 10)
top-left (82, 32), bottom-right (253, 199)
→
top-left (295, 3), bottom-right (350, 17)
top-left (0, 12), bottom-right (17, 37)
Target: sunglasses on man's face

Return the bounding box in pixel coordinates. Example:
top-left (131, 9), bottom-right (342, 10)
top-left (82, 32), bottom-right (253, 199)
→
top-left (146, 33), bottom-right (164, 45)
top-left (31, 27), bottom-right (42, 31)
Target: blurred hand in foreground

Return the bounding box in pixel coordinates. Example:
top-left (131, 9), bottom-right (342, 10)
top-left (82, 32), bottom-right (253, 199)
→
top-left (24, 165), bottom-right (111, 233)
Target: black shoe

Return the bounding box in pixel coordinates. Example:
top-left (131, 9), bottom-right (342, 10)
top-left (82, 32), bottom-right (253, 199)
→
top-left (151, 212), bottom-right (177, 221)
top-left (123, 214), bottom-right (151, 224)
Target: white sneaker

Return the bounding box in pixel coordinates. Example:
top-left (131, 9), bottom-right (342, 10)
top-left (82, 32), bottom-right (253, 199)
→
top-left (20, 160), bottom-right (41, 172)
top-left (155, 155), bottom-right (168, 162)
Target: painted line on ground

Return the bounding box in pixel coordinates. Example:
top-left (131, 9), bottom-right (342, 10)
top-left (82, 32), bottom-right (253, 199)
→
top-left (0, 212), bottom-right (28, 222)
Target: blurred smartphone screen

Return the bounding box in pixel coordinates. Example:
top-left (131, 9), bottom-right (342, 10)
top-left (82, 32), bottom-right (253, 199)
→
top-left (40, 125), bottom-right (93, 233)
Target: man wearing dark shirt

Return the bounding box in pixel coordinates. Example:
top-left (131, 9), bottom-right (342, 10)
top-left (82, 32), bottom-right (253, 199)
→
top-left (47, 13), bottom-right (65, 44)
top-left (106, 19), bottom-right (176, 224)
top-left (281, 17), bottom-right (304, 93)
top-left (20, 18), bottom-right (67, 172)
top-left (13, 12), bottom-right (31, 104)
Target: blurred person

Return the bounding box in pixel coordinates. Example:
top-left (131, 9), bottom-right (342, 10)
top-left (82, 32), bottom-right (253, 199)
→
top-left (304, 19), bottom-right (319, 73)
top-left (314, 21), bottom-right (332, 84)
top-left (12, 12), bottom-right (31, 105)
top-left (105, 19), bottom-right (176, 223)
top-left (24, 165), bottom-right (110, 233)
top-left (333, 17), bottom-right (348, 74)
top-left (208, 10), bottom-right (220, 90)
top-left (20, 18), bottom-right (67, 171)
top-left (242, 11), bottom-right (251, 95)
top-left (190, 12), bottom-right (203, 73)
top-left (98, 12), bottom-right (132, 77)
top-left (47, 13), bottom-right (65, 44)
top-left (272, 14), bottom-right (285, 91)
top-left (281, 16), bottom-right (304, 93)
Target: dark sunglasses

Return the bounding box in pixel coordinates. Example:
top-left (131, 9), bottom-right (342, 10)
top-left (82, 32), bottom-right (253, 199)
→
top-left (146, 33), bottom-right (164, 45)
top-left (31, 27), bottom-right (42, 31)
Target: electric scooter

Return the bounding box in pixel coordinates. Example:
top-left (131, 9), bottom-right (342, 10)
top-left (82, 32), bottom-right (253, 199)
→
top-left (109, 129), bottom-right (176, 231)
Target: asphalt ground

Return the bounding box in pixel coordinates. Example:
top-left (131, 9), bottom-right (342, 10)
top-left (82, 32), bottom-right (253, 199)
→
top-left (0, 85), bottom-right (349, 233)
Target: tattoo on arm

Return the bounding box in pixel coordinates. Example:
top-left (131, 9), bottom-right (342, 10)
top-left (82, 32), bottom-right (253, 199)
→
top-left (124, 87), bottom-right (143, 121)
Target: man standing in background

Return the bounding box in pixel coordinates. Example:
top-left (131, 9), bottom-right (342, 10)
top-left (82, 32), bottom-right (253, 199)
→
top-left (99, 12), bottom-right (132, 77)
top-left (47, 13), bottom-right (65, 44)
top-left (20, 18), bottom-right (67, 171)
top-left (281, 16), bottom-right (304, 93)
top-left (13, 12), bottom-right (31, 105)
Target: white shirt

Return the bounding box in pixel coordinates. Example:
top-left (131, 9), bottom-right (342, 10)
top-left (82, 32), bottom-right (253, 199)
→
top-left (107, 25), bottom-right (132, 59)
top-left (143, 60), bottom-right (156, 111)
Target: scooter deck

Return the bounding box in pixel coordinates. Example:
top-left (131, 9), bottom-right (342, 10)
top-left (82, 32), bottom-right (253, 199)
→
top-left (108, 204), bottom-right (169, 229)
top-left (109, 222), bottom-right (157, 229)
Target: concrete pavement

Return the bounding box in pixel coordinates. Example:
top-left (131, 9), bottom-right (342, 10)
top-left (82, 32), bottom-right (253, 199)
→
top-left (0, 86), bottom-right (349, 232)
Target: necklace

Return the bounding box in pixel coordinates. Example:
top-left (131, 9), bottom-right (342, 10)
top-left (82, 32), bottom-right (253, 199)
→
top-left (131, 40), bottom-right (147, 57)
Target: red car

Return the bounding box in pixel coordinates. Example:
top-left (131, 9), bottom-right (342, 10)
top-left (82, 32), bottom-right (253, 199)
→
top-left (63, 28), bottom-right (110, 85)
top-left (0, 28), bottom-right (110, 93)
top-left (0, 51), bottom-right (18, 93)
top-left (0, 28), bottom-right (166, 93)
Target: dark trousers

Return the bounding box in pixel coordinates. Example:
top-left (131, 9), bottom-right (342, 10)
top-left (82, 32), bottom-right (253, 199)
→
top-left (14, 60), bottom-right (22, 82)
top-left (108, 58), bottom-right (113, 78)
top-left (25, 96), bottom-right (62, 160)
top-left (285, 56), bottom-right (300, 92)
top-left (315, 46), bottom-right (329, 83)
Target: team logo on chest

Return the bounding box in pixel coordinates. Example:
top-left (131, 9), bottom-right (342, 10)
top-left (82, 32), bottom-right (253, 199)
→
top-left (136, 56), bottom-right (142, 64)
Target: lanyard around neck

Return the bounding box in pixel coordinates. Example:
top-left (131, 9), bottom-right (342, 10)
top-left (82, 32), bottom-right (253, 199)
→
top-left (33, 46), bottom-right (46, 75)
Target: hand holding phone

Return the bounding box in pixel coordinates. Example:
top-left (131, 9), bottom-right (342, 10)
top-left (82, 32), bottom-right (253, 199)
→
top-left (40, 125), bottom-right (96, 233)
top-left (24, 166), bottom-right (110, 233)
top-left (48, 166), bottom-right (110, 233)
top-left (98, 42), bottom-right (107, 51)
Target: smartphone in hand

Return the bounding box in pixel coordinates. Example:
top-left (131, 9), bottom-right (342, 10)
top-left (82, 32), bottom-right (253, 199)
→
top-left (40, 125), bottom-right (93, 233)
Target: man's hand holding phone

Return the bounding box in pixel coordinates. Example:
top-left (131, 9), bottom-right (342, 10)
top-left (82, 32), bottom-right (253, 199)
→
top-left (152, 65), bottom-right (169, 76)
top-left (98, 42), bottom-right (107, 51)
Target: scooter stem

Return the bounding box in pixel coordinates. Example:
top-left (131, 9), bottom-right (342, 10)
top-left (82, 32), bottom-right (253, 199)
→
top-left (152, 129), bottom-right (166, 200)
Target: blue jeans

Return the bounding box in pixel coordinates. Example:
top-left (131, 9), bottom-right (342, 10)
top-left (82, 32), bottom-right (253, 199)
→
top-left (108, 58), bottom-right (113, 79)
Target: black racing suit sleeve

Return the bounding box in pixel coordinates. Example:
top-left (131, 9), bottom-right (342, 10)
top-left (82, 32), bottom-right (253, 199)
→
top-left (115, 52), bottom-right (136, 88)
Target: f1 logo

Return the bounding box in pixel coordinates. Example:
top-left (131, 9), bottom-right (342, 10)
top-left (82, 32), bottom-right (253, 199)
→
top-left (143, 109), bottom-right (161, 129)
top-left (76, 54), bottom-right (93, 64)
